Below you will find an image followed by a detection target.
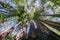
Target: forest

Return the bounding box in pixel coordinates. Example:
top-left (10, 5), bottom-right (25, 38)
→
top-left (0, 0), bottom-right (60, 40)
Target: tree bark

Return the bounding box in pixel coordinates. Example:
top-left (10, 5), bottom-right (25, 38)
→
top-left (36, 19), bottom-right (50, 34)
top-left (40, 19), bottom-right (60, 27)
top-left (40, 14), bottom-right (60, 17)
top-left (0, 22), bottom-right (21, 40)
top-left (12, 24), bottom-right (27, 40)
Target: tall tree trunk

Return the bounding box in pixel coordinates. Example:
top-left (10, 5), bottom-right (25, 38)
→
top-left (28, 21), bottom-right (38, 38)
top-left (35, 19), bottom-right (60, 40)
top-left (0, 22), bottom-right (21, 40)
top-left (12, 24), bottom-right (27, 40)
top-left (36, 19), bottom-right (50, 34)
top-left (40, 19), bottom-right (60, 31)
top-left (40, 14), bottom-right (60, 17)
top-left (40, 19), bottom-right (60, 27)
top-left (0, 27), bottom-right (14, 40)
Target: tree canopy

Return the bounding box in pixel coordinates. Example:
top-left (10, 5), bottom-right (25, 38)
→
top-left (0, 0), bottom-right (60, 40)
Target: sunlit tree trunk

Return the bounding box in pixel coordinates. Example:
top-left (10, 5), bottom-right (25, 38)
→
top-left (12, 24), bottom-right (27, 40)
top-left (40, 19), bottom-right (60, 27)
top-left (40, 14), bottom-right (60, 17)
top-left (0, 27), bottom-right (14, 40)
top-left (0, 22), bottom-right (20, 40)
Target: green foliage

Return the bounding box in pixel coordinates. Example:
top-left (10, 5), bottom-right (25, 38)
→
top-left (29, 8), bottom-right (35, 19)
top-left (0, 0), bottom-right (60, 40)
top-left (0, 13), bottom-right (5, 20)
top-left (9, 6), bottom-right (24, 16)
top-left (41, 0), bottom-right (46, 4)
top-left (48, 1), bottom-right (54, 7)
top-left (52, 14), bottom-right (60, 17)
top-left (13, 0), bottom-right (25, 6)
top-left (50, 0), bottom-right (60, 6)
top-left (0, 2), bottom-right (12, 9)
top-left (5, 34), bottom-right (14, 40)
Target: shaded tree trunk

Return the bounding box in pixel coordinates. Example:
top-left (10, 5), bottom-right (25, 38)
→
top-left (36, 19), bottom-right (50, 34)
top-left (29, 22), bottom-right (36, 38)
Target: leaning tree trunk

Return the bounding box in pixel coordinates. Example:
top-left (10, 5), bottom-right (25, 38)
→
top-left (12, 24), bottom-right (27, 40)
top-left (35, 19), bottom-right (60, 40)
top-left (40, 19), bottom-right (60, 31)
top-left (0, 22), bottom-right (21, 40)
